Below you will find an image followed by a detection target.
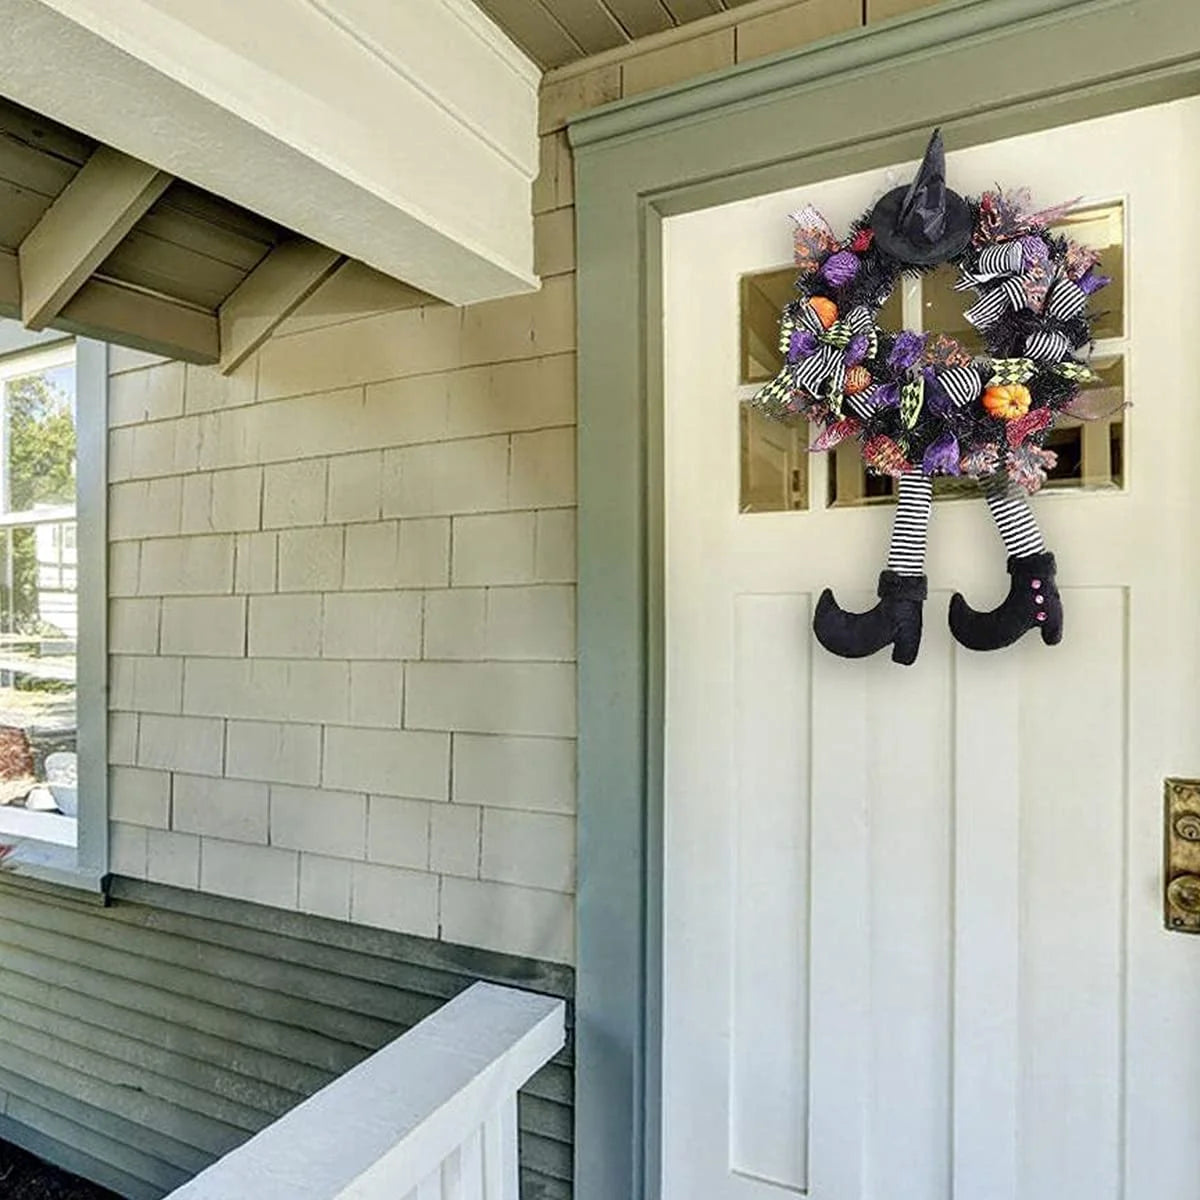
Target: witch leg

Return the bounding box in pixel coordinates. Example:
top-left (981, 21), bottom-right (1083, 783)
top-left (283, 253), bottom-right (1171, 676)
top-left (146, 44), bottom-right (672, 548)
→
top-left (948, 476), bottom-right (1063, 650)
top-left (812, 472), bottom-right (931, 666)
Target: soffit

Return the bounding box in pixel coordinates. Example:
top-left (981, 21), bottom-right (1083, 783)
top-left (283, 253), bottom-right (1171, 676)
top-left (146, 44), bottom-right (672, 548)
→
top-left (0, 94), bottom-right (429, 369)
top-left (475, 0), bottom-right (761, 69)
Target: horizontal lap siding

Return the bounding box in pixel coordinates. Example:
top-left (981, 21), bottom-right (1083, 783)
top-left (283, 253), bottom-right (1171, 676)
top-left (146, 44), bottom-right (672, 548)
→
top-left (0, 877), bottom-right (573, 1198)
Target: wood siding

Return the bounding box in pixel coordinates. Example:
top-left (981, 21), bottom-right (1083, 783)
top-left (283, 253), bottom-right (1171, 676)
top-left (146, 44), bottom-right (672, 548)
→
top-left (0, 876), bottom-right (574, 1199)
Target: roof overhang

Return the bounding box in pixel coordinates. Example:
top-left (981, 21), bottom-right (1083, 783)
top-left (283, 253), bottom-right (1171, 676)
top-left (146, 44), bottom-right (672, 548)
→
top-left (0, 0), bottom-right (542, 309)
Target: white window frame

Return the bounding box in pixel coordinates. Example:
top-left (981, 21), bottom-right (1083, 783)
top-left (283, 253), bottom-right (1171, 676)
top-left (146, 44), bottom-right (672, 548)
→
top-left (0, 332), bottom-right (107, 892)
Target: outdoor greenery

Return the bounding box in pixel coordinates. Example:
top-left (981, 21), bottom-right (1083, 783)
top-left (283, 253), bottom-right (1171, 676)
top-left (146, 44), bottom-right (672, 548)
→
top-left (2, 369), bottom-right (75, 639)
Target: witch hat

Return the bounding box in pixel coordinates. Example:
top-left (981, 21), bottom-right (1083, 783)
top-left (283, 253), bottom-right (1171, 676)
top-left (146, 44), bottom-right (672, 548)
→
top-left (870, 129), bottom-right (972, 266)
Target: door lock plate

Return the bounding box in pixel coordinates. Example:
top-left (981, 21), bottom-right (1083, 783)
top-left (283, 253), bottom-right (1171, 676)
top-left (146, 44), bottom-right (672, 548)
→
top-left (1164, 778), bottom-right (1200, 933)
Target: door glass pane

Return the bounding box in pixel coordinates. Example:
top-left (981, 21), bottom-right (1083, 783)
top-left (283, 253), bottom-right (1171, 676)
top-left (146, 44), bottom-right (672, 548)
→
top-left (1053, 201), bottom-right (1125, 340)
top-left (740, 267), bottom-right (795, 384)
top-left (922, 262), bottom-right (987, 356)
top-left (740, 401), bottom-right (808, 512)
top-left (1042, 354), bottom-right (1125, 490)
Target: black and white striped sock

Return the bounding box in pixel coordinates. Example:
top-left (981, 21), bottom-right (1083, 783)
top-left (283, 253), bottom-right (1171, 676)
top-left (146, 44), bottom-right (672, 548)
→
top-left (885, 473), bottom-right (933, 576)
top-left (985, 478), bottom-right (1046, 557)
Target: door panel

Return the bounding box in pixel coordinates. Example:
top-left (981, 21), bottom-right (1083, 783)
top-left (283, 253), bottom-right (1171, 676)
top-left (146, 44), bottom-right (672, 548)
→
top-left (731, 594), bottom-right (810, 1190)
top-left (662, 98), bottom-right (1200, 1199)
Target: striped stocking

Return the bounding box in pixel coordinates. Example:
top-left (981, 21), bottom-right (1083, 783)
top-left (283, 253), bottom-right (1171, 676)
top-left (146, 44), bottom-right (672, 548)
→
top-left (885, 473), bottom-right (934, 576)
top-left (984, 477), bottom-right (1046, 558)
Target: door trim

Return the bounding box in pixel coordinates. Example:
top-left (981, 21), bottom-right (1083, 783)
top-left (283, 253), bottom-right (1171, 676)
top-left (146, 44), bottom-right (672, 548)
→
top-left (569, 3), bottom-right (1200, 1198)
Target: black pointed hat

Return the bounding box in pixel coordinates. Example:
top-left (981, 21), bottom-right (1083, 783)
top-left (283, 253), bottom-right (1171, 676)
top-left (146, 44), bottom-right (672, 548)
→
top-left (870, 129), bottom-right (972, 266)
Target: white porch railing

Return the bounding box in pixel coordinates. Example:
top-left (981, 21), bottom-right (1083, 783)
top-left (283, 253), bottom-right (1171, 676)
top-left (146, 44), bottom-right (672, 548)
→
top-left (166, 982), bottom-right (566, 1200)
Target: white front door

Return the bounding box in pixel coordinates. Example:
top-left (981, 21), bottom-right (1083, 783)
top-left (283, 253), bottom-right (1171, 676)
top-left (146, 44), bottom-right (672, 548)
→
top-left (661, 98), bottom-right (1200, 1200)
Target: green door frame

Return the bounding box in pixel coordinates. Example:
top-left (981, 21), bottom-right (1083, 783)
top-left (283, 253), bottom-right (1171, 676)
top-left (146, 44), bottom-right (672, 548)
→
top-left (569, 1), bottom-right (1200, 1196)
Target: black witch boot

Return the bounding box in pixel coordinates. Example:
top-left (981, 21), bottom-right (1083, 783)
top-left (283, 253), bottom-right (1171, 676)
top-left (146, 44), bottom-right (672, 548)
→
top-left (813, 570), bottom-right (928, 666)
top-left (948, 551), bottom-right (1062, 651)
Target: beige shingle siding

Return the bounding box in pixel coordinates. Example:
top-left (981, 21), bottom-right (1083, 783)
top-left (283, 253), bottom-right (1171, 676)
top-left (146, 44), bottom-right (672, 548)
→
top-left (107, 297), bottom-right (578, 965)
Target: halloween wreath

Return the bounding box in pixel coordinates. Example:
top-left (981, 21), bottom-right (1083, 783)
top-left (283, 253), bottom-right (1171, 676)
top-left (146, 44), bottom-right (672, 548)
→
top-left (753, 130), bottom-right (1116, 665)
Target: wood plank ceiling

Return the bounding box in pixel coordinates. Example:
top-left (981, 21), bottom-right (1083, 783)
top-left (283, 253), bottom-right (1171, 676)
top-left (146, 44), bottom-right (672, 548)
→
top-left (475, 0), bottom-right (761, 68)
top-left (0, 95), bottom-right (422, 371)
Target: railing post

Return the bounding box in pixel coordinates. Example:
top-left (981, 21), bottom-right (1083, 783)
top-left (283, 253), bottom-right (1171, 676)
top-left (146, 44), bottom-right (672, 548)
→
top-left (483, 1094), bottom-right (520, 1199)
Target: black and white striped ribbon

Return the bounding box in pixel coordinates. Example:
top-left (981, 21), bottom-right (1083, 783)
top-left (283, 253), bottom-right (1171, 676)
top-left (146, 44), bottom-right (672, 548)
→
top-left (843, 384), bottom-right (880, 422)
top-left (1044, 275), bottom-right (1088, 321)
top-left (954, 241), bottom-right (1025, 288)
top-left (792, 342), bottom-right (844, 402)
top-left (936, 365), bottom-right (983, 408)
top-left (1024, 329), bottom-right (1071, 361)
top-left (963, 275), bottom-right (1028, 329)
top-left (956, 242), bottom-right (1033, 330)
top-left (790, 303), bottom-right (876, 404)
top-left (838, 304), bottom-right (878, 339)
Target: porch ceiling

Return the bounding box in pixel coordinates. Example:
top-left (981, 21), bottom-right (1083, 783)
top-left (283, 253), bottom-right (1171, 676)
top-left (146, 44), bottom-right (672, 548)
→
top-left (0, 95), bottom-right (428, 369)
top-left (474, 0), bottom-right (760, 69)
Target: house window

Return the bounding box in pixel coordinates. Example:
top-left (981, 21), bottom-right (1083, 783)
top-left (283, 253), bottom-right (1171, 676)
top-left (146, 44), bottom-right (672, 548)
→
top-left (738, 202), bottom-right (1126, 511)
top-left (0, 334), bottom-right (105, 887)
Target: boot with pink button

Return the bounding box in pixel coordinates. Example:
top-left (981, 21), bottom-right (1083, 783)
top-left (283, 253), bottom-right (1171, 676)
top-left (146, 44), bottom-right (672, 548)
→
top-left (948, 551), bottom-right (1063, 651)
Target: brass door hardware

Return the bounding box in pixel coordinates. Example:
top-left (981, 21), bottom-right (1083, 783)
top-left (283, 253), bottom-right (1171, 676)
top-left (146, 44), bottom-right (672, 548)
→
top-left (1164, 779), bottom-right (1200, 932)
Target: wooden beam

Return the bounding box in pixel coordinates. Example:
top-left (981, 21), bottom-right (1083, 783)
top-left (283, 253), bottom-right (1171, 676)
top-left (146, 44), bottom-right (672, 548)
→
top-left (1, 244), bottom-right (217, 363)
top-left (218, 239), bottom-right (344, 373)
top-left (55, 277), bottom-right (219, 365)
top-left (18, 145), bottom-right (171, 330)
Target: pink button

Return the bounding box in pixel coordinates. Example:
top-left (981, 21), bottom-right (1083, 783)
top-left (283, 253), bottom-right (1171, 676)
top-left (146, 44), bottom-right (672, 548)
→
top-left (1035, 594), bottom-right (1045, 604)
top-left (1031, 579), bottom-right (1042, 589)
top-left (1037, 612), bottom-right (1047, 622)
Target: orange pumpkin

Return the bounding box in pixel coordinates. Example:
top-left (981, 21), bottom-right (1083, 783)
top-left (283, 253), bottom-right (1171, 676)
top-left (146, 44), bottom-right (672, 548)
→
top-left (982, 383), bottom-right (1032, 420)
top-left (808, 296), bottom-right (838, 329)
top-left (844, 365), bottom-right (872, 395)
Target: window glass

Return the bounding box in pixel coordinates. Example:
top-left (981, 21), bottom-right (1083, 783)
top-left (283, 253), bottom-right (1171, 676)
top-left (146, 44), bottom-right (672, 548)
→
top-left (740, 267), bottom-right (796, 384)
top-left (0, 346), bottom-right (77, 817)
top-left (1053, 201), bottom-right (1124, 340)
top-left (739, 400), bottom-right (808, 512)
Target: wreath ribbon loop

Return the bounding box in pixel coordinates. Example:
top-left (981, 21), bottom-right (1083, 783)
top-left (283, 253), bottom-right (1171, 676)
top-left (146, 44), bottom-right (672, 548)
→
top-left (956, 242), bottom-right (1028, 330)
top-left (1044, 274), bottom-right (1088, 322)
top-left (788, 303), bottom-right (878, 416)
top-left (900, 375), bottom-right (925, 429)
top-left (937, 365), bottom-right (983, 408)
top-left (988, 356), bottom-right (1100, 388)
top-left (1024, 329), bottom-right (1070, 361)
top-left (987, 357), bottom-right (1038, 386)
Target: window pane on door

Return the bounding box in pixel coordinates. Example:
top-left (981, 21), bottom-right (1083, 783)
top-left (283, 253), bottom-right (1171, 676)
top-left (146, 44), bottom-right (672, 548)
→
top-left (1053, 201), bottom-right (1125, 341)
top-left (740, 267), bottom-right (795, 384)
top-left (740, 401), bottom-right (808, 512)
top-left (1043, 354), bottom-right (1125, 490)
